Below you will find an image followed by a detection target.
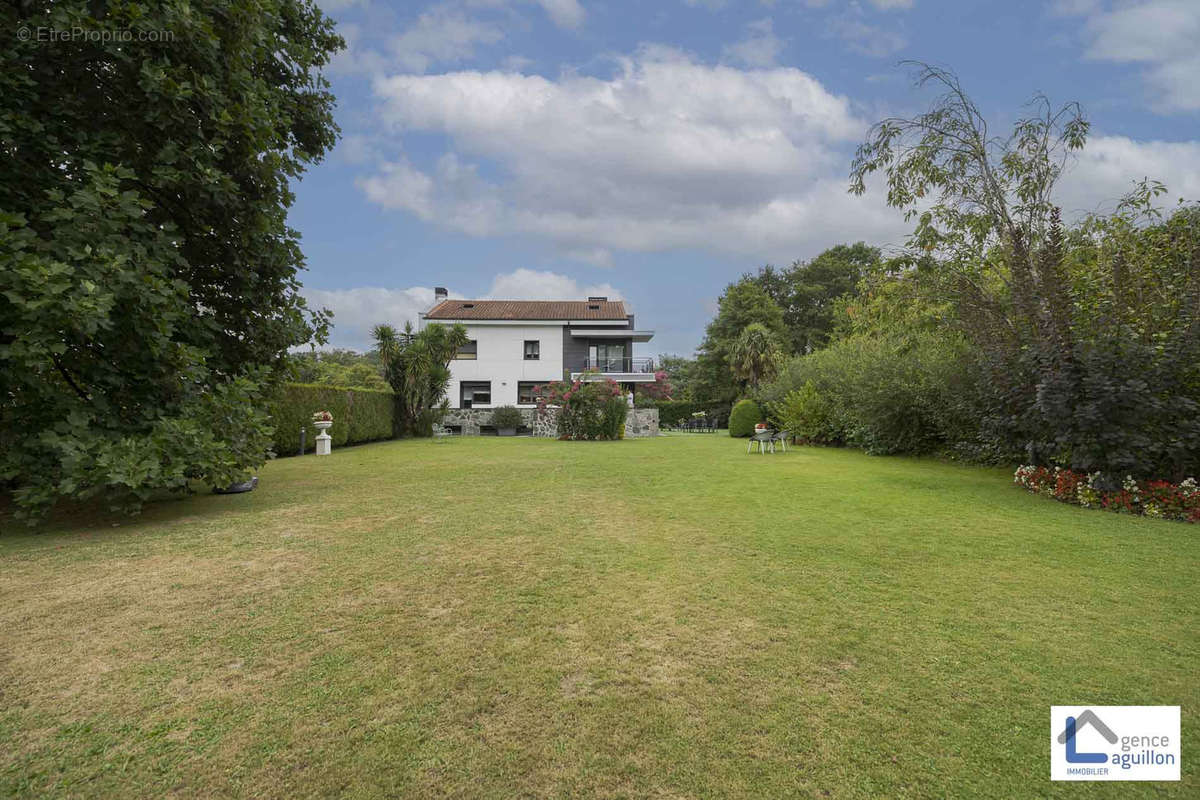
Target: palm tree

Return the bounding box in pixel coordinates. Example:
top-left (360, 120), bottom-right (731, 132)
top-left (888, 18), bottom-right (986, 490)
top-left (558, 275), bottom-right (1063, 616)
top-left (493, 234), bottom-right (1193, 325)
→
top-left (371, 321), bottom-right (468, 434)
top-left (729, 323), bottom-right (782, 390)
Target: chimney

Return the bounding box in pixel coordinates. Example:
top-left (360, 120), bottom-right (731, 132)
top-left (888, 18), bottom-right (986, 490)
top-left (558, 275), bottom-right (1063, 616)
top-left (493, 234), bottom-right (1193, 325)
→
top-left (434, 287), bottom-right (448, 303)
top-left (587, 295), bottom-right (607, 302)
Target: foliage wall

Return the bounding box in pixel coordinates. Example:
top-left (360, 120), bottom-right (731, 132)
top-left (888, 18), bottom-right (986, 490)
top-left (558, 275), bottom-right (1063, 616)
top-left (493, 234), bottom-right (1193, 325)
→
top-left (654, 400), bottom-right (731, 428)
top-left (270, 384), bottom-right (396, 456)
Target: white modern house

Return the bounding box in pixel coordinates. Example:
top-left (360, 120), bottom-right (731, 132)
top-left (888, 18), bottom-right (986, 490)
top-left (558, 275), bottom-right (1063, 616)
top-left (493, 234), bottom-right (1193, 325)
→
top-left (419, 288), bottom-right (656, 410)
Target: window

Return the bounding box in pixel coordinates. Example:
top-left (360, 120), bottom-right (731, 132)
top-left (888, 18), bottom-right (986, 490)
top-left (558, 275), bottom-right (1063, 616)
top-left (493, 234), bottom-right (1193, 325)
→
top-left (460, 381), bottom-right (491, 408)
top-left (523, 340), bottom-right (540, 360)
top-left (517, 382), bottom-right (545, 405)
top-left (588, 342), bottom-right (625, 372)
top-left (454, 339), bottom-right (477, 360)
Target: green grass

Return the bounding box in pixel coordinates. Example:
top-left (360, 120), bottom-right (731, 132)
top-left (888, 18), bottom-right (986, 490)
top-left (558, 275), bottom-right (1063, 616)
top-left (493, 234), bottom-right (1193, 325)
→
top-left (1, 436), bottom-right (1196, 798)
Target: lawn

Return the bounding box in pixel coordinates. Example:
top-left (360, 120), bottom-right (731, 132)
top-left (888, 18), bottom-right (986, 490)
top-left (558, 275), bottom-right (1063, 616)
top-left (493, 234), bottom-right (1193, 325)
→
top-left (1, 436), bottom-right (1196, 798)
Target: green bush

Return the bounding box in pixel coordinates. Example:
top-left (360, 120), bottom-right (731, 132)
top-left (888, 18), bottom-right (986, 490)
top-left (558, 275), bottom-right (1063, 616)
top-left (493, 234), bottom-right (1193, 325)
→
top-left (728, 399), bottom-right (763, 437)
top-left (490, 405), bottom-right (524, 430)
top-left (758, 331), bottom-right (975, 455)
top-left (770, 381), bottom-right (836, 444)
top-left (269, 383), bottom-right (396, 456)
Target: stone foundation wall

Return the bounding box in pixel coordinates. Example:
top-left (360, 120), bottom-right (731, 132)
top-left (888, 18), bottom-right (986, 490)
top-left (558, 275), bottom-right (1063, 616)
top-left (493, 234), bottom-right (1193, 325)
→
top-left (442, 407), bottom-right (658, 438)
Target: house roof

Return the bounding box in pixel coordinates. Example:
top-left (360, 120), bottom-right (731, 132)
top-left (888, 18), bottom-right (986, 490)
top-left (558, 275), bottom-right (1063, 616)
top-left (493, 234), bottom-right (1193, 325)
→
top-left (425, 299), bottom-right (628, 321)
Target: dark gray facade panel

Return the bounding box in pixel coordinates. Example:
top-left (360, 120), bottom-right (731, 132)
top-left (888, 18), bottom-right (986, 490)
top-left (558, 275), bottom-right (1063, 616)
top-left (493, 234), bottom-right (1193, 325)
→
top-left (563, 326), bottom-right (589, 377)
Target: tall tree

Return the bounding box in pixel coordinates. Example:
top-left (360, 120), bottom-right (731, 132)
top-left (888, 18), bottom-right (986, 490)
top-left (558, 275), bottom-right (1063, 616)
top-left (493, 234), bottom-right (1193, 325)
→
top-left (729, 322), bottom-right (783, 390)
top-left (693, 280), bottom-right (787, 403)
top-left (748, 243), bottom-right (881, 353)
top-left (1, 1), bottom-right (343, 518)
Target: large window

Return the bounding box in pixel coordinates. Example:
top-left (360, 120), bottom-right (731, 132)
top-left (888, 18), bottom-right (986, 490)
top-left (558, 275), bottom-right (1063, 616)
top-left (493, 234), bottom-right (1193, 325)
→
top-left (588, 342), bottom-right (625, 372)
top-left (460, 381), bottom-right (491, 408)
top-left (454, 339), bottom-right (477, 360)
top-left (517, 382), bottom-right (545, 405)
top-left (523, 340), bottom-right (540, 360)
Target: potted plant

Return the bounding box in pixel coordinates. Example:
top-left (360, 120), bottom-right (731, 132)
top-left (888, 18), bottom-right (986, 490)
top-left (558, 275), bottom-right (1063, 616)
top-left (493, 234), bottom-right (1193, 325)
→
top-left (490, 405), bottom-right (524, 437)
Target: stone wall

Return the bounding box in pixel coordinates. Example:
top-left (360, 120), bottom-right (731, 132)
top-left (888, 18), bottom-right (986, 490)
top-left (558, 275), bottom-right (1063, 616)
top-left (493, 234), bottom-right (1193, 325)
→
top-left (624, 408), bottom-right (659, 438)
top-left (442, 406), bottom-right (658, 438)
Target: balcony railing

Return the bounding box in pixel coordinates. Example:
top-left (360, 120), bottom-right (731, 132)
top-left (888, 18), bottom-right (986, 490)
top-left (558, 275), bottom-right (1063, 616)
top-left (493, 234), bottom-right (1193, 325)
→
top-left (582, 357), bottom-right (655, 373)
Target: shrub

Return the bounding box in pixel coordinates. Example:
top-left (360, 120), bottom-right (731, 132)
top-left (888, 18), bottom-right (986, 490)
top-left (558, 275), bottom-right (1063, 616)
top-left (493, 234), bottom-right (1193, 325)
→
top-left (269, 383), bottom-right (396, 456)
top-left (490, 405), bottom-right (524, 430)
top-left (539, 378), bottom-right (628, 440)
top-left (758, 330), bottom-right (976, 455)
top-left (728, 399), bottom-right (763, 437)
top-left (770, 381), bottom-right (836, 444)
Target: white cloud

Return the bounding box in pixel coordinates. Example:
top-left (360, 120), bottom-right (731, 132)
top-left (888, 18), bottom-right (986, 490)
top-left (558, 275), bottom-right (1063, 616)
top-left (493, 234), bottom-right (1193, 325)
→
top-left (305, 271), bottom-right (626, 349)
top-left (326, 1), bottom-right (578, 79)
top-left (866, 0), bottom-right (913, 9)
top-left (722, 18), bottom-right (784, 68)
top-left (1056, 134), bottom-right (1200, 214)
top-left (564, 247), bottom-right (614, 268)
top-left (355, 42), bottom-right (1200, 265)
top-left (826, 13), bottom-right (907, 57)
top-left (535, 0), bottom-right (586, 29)
top-left (486, 268), bottom-right (621, 300)
top-left (362, 47), bottom-right (895, 260)
top-left (389, 5), bottom-right (504, 73)
top-left (357, 158), bottom-right (436, 217)
top-left (303, 286), bottom-right (442, 349)
top-left (1070, 0), bottom-right (1200, 112)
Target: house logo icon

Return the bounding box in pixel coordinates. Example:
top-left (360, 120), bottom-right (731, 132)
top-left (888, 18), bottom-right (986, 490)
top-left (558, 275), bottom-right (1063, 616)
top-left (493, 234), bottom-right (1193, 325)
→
top-left (1057, 709), bottom-right (1117, 764)
top-left (1051, 705), bottom-right (1180, 781)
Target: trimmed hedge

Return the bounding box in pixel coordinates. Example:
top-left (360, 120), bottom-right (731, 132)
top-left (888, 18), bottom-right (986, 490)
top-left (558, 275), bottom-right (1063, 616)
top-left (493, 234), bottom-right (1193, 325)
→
top-left (728, 399), bottom-right (763, 438)
top-left (655, 400), bottom-right (731, 428)
top-left (269, 383), bottom-right (396, 456)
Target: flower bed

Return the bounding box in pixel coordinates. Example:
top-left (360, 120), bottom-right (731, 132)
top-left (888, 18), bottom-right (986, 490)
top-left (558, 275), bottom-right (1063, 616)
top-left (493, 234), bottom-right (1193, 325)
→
top-left (1014, 466), bottom-right (1200, 523)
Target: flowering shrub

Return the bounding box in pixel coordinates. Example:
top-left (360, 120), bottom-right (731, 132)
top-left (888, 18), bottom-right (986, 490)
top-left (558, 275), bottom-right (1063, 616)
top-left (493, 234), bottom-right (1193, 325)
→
top-left (1014, 466), bottom-right (1200, 523)
top-left (535, 377), bottom-right (627, 440)
top-left (636, 371), bottom-right (672, 401)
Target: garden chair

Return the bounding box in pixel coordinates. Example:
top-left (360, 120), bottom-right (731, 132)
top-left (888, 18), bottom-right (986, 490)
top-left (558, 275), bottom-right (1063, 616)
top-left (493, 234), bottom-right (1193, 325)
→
top-left (747, 429), bottom-right (775, 455)
top-left (769, 429), bottom-right (789, 453)
top-left (432, 422), bottom-right (453, 442)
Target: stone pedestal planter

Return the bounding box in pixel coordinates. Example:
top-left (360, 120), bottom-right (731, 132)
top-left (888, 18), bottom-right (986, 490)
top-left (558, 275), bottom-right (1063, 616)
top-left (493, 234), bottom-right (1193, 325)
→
top-left (314, 420), bottom-right (333, 455)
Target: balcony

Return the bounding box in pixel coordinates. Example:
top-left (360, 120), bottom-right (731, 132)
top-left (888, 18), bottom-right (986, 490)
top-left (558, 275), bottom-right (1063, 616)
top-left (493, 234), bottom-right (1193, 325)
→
top-left (583, 356), bottom-right (654, 373)
top-left (571, 357), bottom-right (657, 382)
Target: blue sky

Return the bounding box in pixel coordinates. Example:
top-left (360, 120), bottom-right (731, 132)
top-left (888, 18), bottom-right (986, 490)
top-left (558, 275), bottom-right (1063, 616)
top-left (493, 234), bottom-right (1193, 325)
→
top-left (295, 0), bottom-right (1200, 357)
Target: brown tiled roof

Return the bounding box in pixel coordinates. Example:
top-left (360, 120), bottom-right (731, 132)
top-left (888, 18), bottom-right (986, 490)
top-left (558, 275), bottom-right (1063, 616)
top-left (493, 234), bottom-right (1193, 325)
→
top-left (425, 299), bottom-right (628, 320)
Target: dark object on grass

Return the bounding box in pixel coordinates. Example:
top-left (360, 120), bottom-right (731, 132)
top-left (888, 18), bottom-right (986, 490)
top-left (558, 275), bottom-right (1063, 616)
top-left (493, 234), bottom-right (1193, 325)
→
top-left (214, 476), bottom-right (258, 495)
